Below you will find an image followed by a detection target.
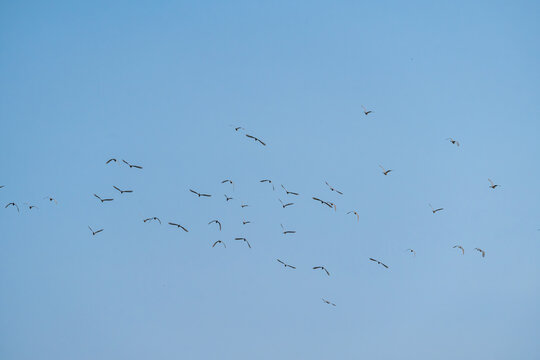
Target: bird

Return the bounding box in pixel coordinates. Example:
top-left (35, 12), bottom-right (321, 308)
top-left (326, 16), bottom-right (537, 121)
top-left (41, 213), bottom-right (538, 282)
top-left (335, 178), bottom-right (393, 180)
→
top-left (313, 266), bottom-right (330, 276)
top-left (279, 199), bottom-right (294, 208)
top-left (212, 240), bottom-right (226, 248)
top-left (235, 237), bottom-right (251, 248)
top-left (0, 185), bottom-right (5, 189)
top-left (44, 197), bottom-right (58, 204)
top-left (241, 203), bottom-right (249, 208)
top-left (143, 217), bottom-right (161, 224)
top-left (113, 186), bottom-right (133, 194)
top-left (369, 258), bottom-right (389, 268)
top-left (379, 165), bottom-right (392, 176)
top-left (488, 179), bottom-right (500, 189)
top-left (429, 204), bottom-right (444, 214)
top-left (474, 248), bottom-right (486, 257)
top-left (362, 105), bottom-right (372, 115)
top-left (277, 259), bottom-right (296, 269)
top-left (168, 222), bottom-right (189, 232)
top-left (260, 179), bottom-right (275, 190)
top-left (453, 245), bottom-right (465, 255)
top-left (281, 224), bottom-right (296, 235)
top-left (347, 211), bottom-right (360, 222)
top-left (190, 189), bottom-right (211, 197)
top-left (246, 134), bottom-right (266, 146)
top-left (325, 181), bottom-right (343, 195)
top-left (5, 202), bottom-right (19, 212)
top-left (446, 138), bottom-right (460, 147)
top-left (322, 298), bottom-right (336, 306)
top-left (94, 194), bottom-right (113, 203)
top-left (106, 158), bottom-right (117, 164)
top-left (221, 179), bottom-right (234, 190)
top-left (224, 194), bottom-right (233, 201)
top-left (406, 249), bottom-right (416, 256)
top-left (88, 226), bottom-right (103, 236)
top-left (242, 220), bottom-right (251, 225)
top-left (25, 204), bottom-right (38, 210)
top-left (281, 184), bottom-right (299, 196)
top-left (122, 160), bottom-right (143, 169)
top-left (312, 197), bottom-right (333, 208)
top-left (208, 220), bottom-right (222, 231)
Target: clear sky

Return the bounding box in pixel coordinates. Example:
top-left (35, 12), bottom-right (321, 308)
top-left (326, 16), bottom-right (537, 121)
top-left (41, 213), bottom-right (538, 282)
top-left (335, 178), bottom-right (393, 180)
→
top-left (1, 1), bottom-right (539, 359)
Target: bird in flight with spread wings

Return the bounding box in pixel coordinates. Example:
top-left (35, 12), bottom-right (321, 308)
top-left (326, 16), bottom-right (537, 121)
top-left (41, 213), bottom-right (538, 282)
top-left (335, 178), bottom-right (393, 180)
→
top-left (325, 181), bottom-right (343, 195)
top-left (453, 245), bottom-right (465, 255)
top-left (347, 211), bottom-right (360, 222)
top-left (379, 165), bottom-right (392, 176)
top-left (488, 179), bottom-right (500, 189)
top-left (5, 202), bottom-right (19, 212)
top-left (474, 248), bottom-right (486, 257)
top-left (313, 266), bottom-right (330, 276)
top-left (212, 240), bottom-right (226, 248)
top-left (245, 134), bottom-right (266, 146)
top-left (362, 105), bottom-right (372, 115)
top-left (208, 219), bottom-right (222, 231)
top-left (122, 159), bottom-right (143, 169)
top-left (277, 259), bottom-right (296, 269)
top-left (235, 237), bottom-right (251, 248)
top-left (88, 226), bottom-right (103, 236)
top-left (369, 258), bottom-right (389, 269)
top-left (279, 199), bottom-right (294, 208)
top-left (281, 224), bottom-right (296, 235)
top-left (312, 197), bottom-right (336, 210)
top-left (260, 179), bottom-right (275, 190)
top-left (322, 298), bottom-right (336, 306)
top-left (429, 204), bottom-right (444, 213)
top-left (190, 189), bottom-right (211, 197)
top-left (143, 217), bottom-right (161, 224)
top-left (169, 222), bottom-right (189, 232)
top-left (281, 184), bottom-right (299, 196)
top-left (106, 158), bottom-right (117, 164)
top-left (446, 138), bottom-right (460, 147)
top-left (94, 194), bottom-right (113, 203)
top-left (113, 186), bottom-right (133, 194)
top-left (221, 179), bottom-right (234, 191)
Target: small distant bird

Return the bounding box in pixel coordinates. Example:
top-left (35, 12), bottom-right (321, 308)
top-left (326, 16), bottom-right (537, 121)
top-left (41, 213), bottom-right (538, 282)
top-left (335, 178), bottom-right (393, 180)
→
top-left (212, 240), bottom-right (226, 248)
top-left (94, 194), bottom-right (113, 203)
top-left (347, 211), bottom-right (360, 222)
top-left (234, 126), bottom-right (244, 132)
top-left (369, 258), bottom-right (389, 269)
top-left (106, 158), bottom-right (117, 164)
top-left (88, 226), bottom-right (103, 236)
top-left (453, 245), bottom-right (465, 255)
top-left (241, 203), bottom-right (249, 208)
top-left (260, 179), bottom-right (275, 190)
top-left (281, 184), bottom-right (299, 196)
top-left (279, 199), bottom-right (294, 208)
top-left (474, 248), bottom-right (486, 257)
top-left (113, 186), bottom-right (133, 194)
top-left (0, 185), bottom-right (5, 189)
top-left (224, 194), bottom-right (233, 201)
top-left (429, 204), bottom-right (444, 214)
top-left (246, 134), bottom-right (266, 146)
top-left (25, 204), bottom-right (38, 210)
top-left (446, 138), bottom-right (460, 147)
top-left (5, 202), bottom-right (19, 212)
top-left (313, 266), bottom-right (330, 276)
top-left (44, 197), bottom-right (58, 204)
top-left (208, 219), bottom-right (222, 231)
top-left (406, 249), bottom-right (416, 256)
top-left (169, 222), bottom-right (189, 232)
top-left (190, 189), bottom-right (211, 197)
top-left (325, 181), bottom-right (343, 195)
top-left (488, 179), bottom-right (500, 189)
top-left (379, 165), bottom-right (392, 176)
top-left (235, 237), bottom-right (251, 248)
top-left (281, 224), bottom-right (296, 235)
top-left (362, 105), bottom-right (372, 115)
top-left (122, 160), bottom-right (143, 169)
top-left (221, 179), bottom-right (234, 191)
top-left (143, 217), bottom-right (161, 224)
top-left (242, 220), bottom-right (251, 225)
top-left (277, 259), bottom-right (296, 269)
top-left (322, 298), bottom-right (336, 306)
top-left (312, 197), bottom-right (334, 209)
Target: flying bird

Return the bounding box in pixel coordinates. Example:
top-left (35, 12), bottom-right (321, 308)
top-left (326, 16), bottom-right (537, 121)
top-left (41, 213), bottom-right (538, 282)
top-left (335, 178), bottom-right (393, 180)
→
top-left (322, 298), bottom-right (336, 306)
top-left (379, 165), bottom-right (392, 176)
top-left (369, 258), bottom-right (389, 269)
top-left (281, 224), bottom-right (296, 235)
top-left (5, 202), bottom-right (19, 212)
top-left (122, 160), bottom-right (143, 169)
top-left (312, 197), bottom-right (334, 209)
top-left (260, 179), bottom-right (275, 190)
top-left (169, 222), bottom-right (189, 232)
top-left (406, 249), bottom-right (416, 256)
top-left (325, 181), bottom-right (343, 195)
top-left (234, 126), bottom-right (244, 132)
top-left (0, 185), bottom-right (5, 189)
top-left (453, 245), bottom-right (465, 255)
top-left (94, 194), bottom-right (113, 203)
top-left (190, 189), bottom-right (211, 197)
top-left (277, 259), bottom-right (296, 269)
top-left (242, 220), bottom-right (251, 225)
top-left (362, 105), bottom-right (372, 115)
top-left (221, 179), bottom-right (234, 191)
top-left (212, 240), bottom-right (226, 248)
top-left (208, 220), bottom-right (222, 231)
top-left (88, 226), bottom-right (103, 236)
top-left (235, 237), bottom-right (251, 248)
top-left (43, 197), bottom-right (58, 204)
top-left (246, 134), bottom-right (266, 146)
top-left (446, 138), bottom-right (460, 147)
top-left (279, 199), bottom-right (294, 208)
top-left (488, 179), bottom-right (500, 189)
top-left (224, 194), bottom-right (233, 201)
top-left (474, 248), bottom-right (486, 257)
top-left (347, 211), bottom-right (360, 222)
top-left (429, 204), bottom-right (444, 214)
top-left (106, 158), bottom-right (117, 164)
top-left (281, 184), bottom-right (299, 196)
top-left (313, 266), bottom-right (330, 276)
top-left (113, 186), bottom-right (133, 194)
top-left (143, 217), bottom-right (161, 224)
top-left (241, 203), bottom-right (249, 208)
top-left (25, 204), bottom-right (38, 210)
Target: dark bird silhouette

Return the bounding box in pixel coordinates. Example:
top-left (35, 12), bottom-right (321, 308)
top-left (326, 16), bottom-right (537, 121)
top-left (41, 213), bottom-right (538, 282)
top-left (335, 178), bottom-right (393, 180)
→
top-left (94, 194), bottom-right (113, 203)
top-left (347, 211), bottom-right (360, 222)
top-left (224, 194), bottom-right (233, 201)
top-left (25, 204), bottom-right (38, 210)
top-left (5, 202), bottom-right (19, 212)
top-left (235, 237), bottom-right (251, 248)
top-left (325, 181), bottom-right (343, 195)
top-left (406, 249), bottom-right (416, 256)
top-left (474, 248), bottom-right (486, 257)
top-left (212, 240), bottom-right (226, 248)
top-left (221, 179), bottom-right (234, 191)
top-left (143, 217), bottom-right (161, 224)
top-left (281, 184), bottom-right (299, 196)
top-left (246, 134), bottom-right (266, 146)
top-left (208, 219), bottom-right (222, 231)
top-left (190, 189), bottom-right (211, 197)
top-left (0, 185), bottom-right (5, 189)
top-left (44, 197), bottom-right (58, 204)
top-left (113, 186), bottom-right (133, 194)
top-left (446, 138), bottom-right (460, 147)
top-left (241, 203), bottom-right (249, 208)
top-left (122, 160), bottom-right (143, 169)
top-left (106, 158), bottom-right (117, 164)
top-left (242, 220), bottom-right (251, 225)
top-left (369, 258), bottom-right (389, 269)
top-left (281, 224), bottom-right (296, 235)
top-left (362, 105), bottom-right (373, 115)
top-left (277, 259), bottom-right (296, 269)
top-left (488, 179), bottom-right (500, 189)
top-left (260, 179), bottom-right (275, 190)
top-left (279, 199), bottom-right (294, 208)
top-left (379, 165), bottom-right (392, 176)
top-left (169, 222), bottom-right (189, 232)
top-left (234, 126), bottom-right (244, 132)
top-left (322, 298), bottom-right (336, 306)
top-left (312, 197), bottom-right (336, 210)
top-left (313, 266), bottom-right (330, 276)
top-left (88, 226), bottom-right (103, 236)
top-left (429, 204), bottom-right (444, 213)
top-left (453, 245), bottom-right (465, 255)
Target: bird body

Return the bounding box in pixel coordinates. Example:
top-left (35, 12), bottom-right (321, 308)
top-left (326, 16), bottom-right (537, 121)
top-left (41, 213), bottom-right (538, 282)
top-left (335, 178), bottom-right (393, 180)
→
top-left (208, 220), bottom-right (222, 231)
top-left (429, 204), bottom-right (444, 213)
top-left (453, 245), bottom-right (465, 255)
top-left (235, 237), bottom-right (251, 248)
top-left (322, 298), bottom-right (336, 306)
top-left (325, 181), bottom-right (343, 195)
top-left (488, 179), bottom-right (499, 189)
top-left (246, 134), bottom-right (266, 146)
top-left (474, 248), bottom-right (486, 257)
top-left (212, 240), bottom-right (226, 248)
top-left (169, 222), bottom-right (189, 232)
top-left (190, 189), bottom-right (211, 197)
top-left (94, 194), bottom-right (113, 203)
top-left (313, 266), bottom-right (330, 276)
top-left (369, 258), bottom-right (389, 268)
top-left (122, 160), bottom-right (143, 169)
top-left (277, 259), bottom-right (296, 269)
top-left (88, 226), bottom-right (103, 235)
top-left (281, 184), bottom-right (299, 196)
top-left (143, 217), bottom-right (161, 224)
top-left (379, 165), bottom-right (392, 175)
top-left (113, 186), bottom-right (133, 194)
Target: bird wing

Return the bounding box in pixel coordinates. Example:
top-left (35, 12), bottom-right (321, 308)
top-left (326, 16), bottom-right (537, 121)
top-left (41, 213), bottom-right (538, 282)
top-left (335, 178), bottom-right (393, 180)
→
top-left (106, 158), bottom-right (116, 164)
top-left (94, 194), bottom-right (102, 200)
top-left (189, 189), bottom-right (198, 195)
top-left (246, 134), bottom-right (255, 139)
top-left (336, 190), bottom-right (343, 195)
top-left (201, 193), bottom-right (211, 197)
top-left (88, 226), bottom-right (93, 232)
top-left (257, 139), bottom-right (266, 146)
top-left (246, 240), bottom-right (251, 248)
top-left (156, 218), bottom-right (161, 224)
top-left (379, 165), bottom-right (386, 172)
top-left (179, 225), bottom-right (188, 232)
top-left (113, 186), bottom-right (121, 192)
top-left (168, 222), bottom-right (178, 226)
top-left (277, 259), bottom-right (285, 265)
top-left (122, 160), bottom-right (130, 166)
top-left (95, 229), bottom-right (103, 234)
top-left (132, 165), bottom-right (143, 169)
top-left (324, 268), bottom-right (330, 276)
top-left (212, 241), bottom-right (218, 247)
top-left (289, 265), bottom-right (296, 269)
top-left (488, 179), bottom-right (494, 186)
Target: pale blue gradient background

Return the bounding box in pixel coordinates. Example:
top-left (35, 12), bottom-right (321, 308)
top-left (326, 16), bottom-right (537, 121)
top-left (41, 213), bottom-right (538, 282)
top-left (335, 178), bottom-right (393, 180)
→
top-left (1, 1), bottom-right (539, 359)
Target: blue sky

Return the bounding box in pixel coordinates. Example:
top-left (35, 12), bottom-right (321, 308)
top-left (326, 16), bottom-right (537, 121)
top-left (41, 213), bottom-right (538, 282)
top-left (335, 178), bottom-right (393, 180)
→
top-left (1, 1), bottom-right (539, 359)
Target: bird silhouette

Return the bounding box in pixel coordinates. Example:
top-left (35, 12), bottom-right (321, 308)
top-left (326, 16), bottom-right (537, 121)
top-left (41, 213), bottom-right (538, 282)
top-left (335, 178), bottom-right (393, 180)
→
top-left (5, 202), bottom-right (19, 212)
top-left (279, 199), bottom-right (294, 208)
top-left (260, 179), bottom-right (275, 190)
top-left (429, 204), bottom-right (444, 213)
top-left (488, 179), bottom-right (500, 189)
top-left (242, 220), bottom-right (251, 225)
top-left (113, 186), bottom-right (133, 194)
top-left (246, 134), bottom-right (266, 146)
top-left (347, 211), bottom-right (360, 222)
top-left (190, 189), bottom-right (211, 197)
top-left (406, 249), bottom-right (416, 256)
top-left (313, 266), bottom-right (330, 276)
top-left (212, 240), bottom-right (226, 248)
top-left (44, 197), bottom-right (58, 204)
top-left (474, 248), bottom-right (486, 257)
top-left (221, 179), bottom-right (235, 191)
top-left (106, 158), bottom-right (117, 164)
top-left (168, 222), bottom-right (189, 232)
top-left (94, 194), bottom-right (113, 203)
top-left (362, 105), bottom-right (372, 115)
top-left (379, 165), bottom-right (392, 176)
top-left (446, 138), bottom-right (460, 147)
top-left (369, 258), bottom-right (389, 268)
top-left (281, 184), bottom-right (299, 196)
top-left (281, 224), bottom-right (296, 235)
top-left (322, 298), bottom-right (336, 306)
top-left (224, 194), bottom-right (233, 201)
top-left (122, 160), bottom-right (143, 169)
top-left (143, 217), bottom-right (161, 224)
top-left (208, 220), bottom-right (222, 231)
top-left (453, 245), bottom-right (465, 255)
top-left (325, 181), bottom-right (343, 195)
top-left (235, 237), bottom-right (251, 248)
top-left (88, 226), bottom-right (103, 236)
top-left (277, 259), bottom-right (296, 269)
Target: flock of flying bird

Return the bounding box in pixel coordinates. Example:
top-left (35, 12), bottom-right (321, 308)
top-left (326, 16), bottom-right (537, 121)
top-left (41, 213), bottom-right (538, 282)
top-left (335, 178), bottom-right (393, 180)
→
top-left (2, 118), bottom-right (501, 307)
